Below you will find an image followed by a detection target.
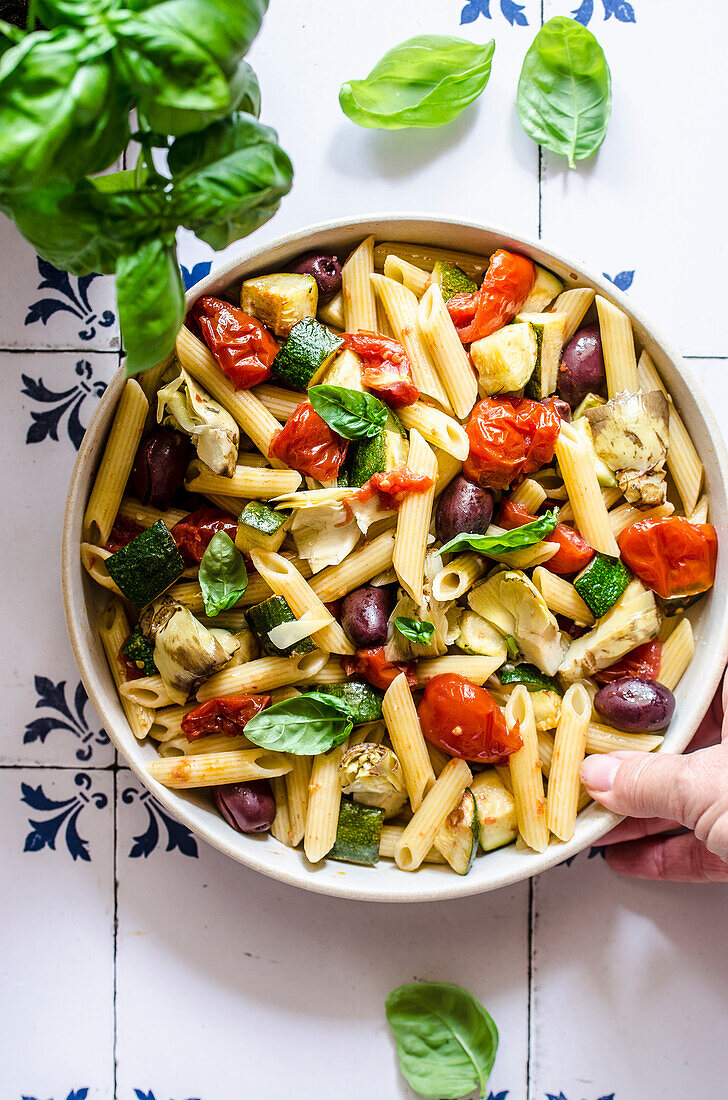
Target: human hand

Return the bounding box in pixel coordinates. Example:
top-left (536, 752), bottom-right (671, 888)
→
top-left (580, 673), bottom-right (728, 882)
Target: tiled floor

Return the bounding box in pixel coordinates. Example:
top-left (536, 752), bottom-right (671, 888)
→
top-left (3, 2), bottom-right (728, 1098)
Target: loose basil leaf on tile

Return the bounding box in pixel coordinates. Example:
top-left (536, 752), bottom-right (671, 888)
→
top-left (243, 692), bottom-right (353, 755)
top-left (198, 530), bottom-right (249, 617)
top-left (441, 509), bottom-right (559, 556)
top-left (385, 981), bottom-right (499, 1099)
top-left (394, 617), bottom-right (435, 644)
top-left (118, 237), bottom-right (186, 376)
top-left (339, 35), bottom-right (495, 130)
top-left (517, 16), bottom-right (611, 168)
top-left (308, 385), bottom-right (388, 440)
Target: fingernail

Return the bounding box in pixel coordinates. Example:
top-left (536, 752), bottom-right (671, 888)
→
top-left (581, 755), bottom-right (622, 792)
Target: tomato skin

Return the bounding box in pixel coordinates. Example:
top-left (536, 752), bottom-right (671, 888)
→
top-left (464, 397), bottom-right (561, 492)
top-left (342, 648), bottom-right (417, 691)
top-left (181, 694), bottom-right (271, 741)
top-left (418, 674), bottom-right (521, 764)
top-left (190, 296), bottom-right (278, 389)
top-left (595, 640), bottom-right (662, 685)
top-left (105, 516), bottom-right (144, 553)
top-left (342, 331), bottom-right (419, 407)
top-left (270, 400), bottom-right (349, 480)
top-left (447, 250), bottom-right (535, 344)
top-left (171, 507), bottom-right (238, 566)
top-left (618, 517), bottom-right (717, 599)
top-left (498, 499), bottom-right (594, 575)
top-left (369, 467), bottom-right (434, 500)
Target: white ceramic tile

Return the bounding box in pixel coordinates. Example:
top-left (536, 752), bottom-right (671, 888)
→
top-left (0, 768), bottom-right (114, 1098)
top-left (116, 769), bottom-right (529, 1100)
top-left (530, 849), bottom-right (728, 1100)
top-left (2, 351), bottom-right (116, 767)
top-left (541, 1), bottom-right (728, 358)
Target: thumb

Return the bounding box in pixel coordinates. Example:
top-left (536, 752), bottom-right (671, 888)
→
top-left (581, 750), bottom-right (699, 823)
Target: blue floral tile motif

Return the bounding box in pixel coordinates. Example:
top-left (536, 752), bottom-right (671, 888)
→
top-left (22, 1091), bottom-right (89, 1100)
top-left (562, 845), bottom-right (608, 867)
top-left (488, 1092), bottom-right (510, 1099)
top-left (461, 0), bottom-right (528, 26)
top-left (22, 773), bottom-right (108, 861)
top-left (122, 783), bottom-right (199, 859)
top-left (21, 360), bottom-right (107, 451)
top-left (24, 676), bottom-right (110, 762)
top-left (134, 1090), bottom-right (201, 1100)
top-left (181, 261), bottom-right (212, 290)
top-left (547, 1093), bottom-right (614, 1100)
top-left (25, 258), bottom-right (115, 342)
top-left (604, 270), bottom-right (635, 292)
top-left (572, 0), bottom-right (635, 24)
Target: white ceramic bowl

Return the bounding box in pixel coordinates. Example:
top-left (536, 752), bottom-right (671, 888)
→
top-left (62, 214), bottom-right (728, 902)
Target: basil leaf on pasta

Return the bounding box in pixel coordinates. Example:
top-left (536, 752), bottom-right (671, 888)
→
top-left (199, 531), bottom-right (248, 616)
top-left (243, 692), bottom-right (353, 755)
top-left (308, 385), bottom-right (388, 440)
top-left (441, 509), bottom-right (559, 556)
top-left (394, 617), bottom-right (435, 644)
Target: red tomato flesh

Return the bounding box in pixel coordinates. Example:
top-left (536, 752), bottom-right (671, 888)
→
top-left (181, 695), bottom-right (271, 741)
top-left (269, 400), bottom-right (348, 480)
top-left (418, 673), bottom-right (521, 764)
top-left (464, 397), bottom-right (561, 492)
top-left (342, 648), bottom-right (417, 692)
top-left (498, 499), bottom-right (593, 575)
top-left (342, 331), bottom-right (419, 407)
top-left (618, 517), bottom-right (717, 599)
top-left (447, 249), bottom-right (535, 344)
top-left (594, 640), bottom-right (662, 685)
top-left (190, 296), bottom-right (278, 389)
top-left (171, 507), bottom-right (238, 566)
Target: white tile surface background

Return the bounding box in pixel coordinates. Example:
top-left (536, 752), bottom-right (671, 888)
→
top-left (2, 2), bottom-right (728, 1098)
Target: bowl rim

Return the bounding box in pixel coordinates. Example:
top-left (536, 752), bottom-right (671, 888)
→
top-left (62, 211), bottom-right (728, 902)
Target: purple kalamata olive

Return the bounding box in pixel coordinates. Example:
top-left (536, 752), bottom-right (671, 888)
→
top-left (436, 475), bottom-right (494, 544)
top-left (558, 324), bottom-right (607, 407)
top-left (214, 781), bottom-right (276, 833)
top-left (543, 396), bottom-right (571, 422)
top-left (132, 428), bottom-right (191, 509)
top-left (291, 251), bottom-right (342, 302)
top-left (341, 585), bottom-right (393, 648)
top-left (595, 676), bottom-right (675, 732)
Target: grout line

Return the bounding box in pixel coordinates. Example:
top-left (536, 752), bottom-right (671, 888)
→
top-left (526, 877), bottom-right (534, 1100)
top-left (0, 346), bottom-right (120, 355)
top-left (0, 762), bottom-right (116, 770)
top-left (113, 761), bottom-right (119, 1099)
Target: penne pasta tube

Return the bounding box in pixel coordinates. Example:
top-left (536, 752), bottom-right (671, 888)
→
top-left (118, 497), bottom-right (188, 530)
top-left (370, 273), bottom-right (451, 408)
top-left (595, 295), bottom-right (639, 396)
top-left (432, 552), bottom-right (488, 601)
top-left (393, 430), bottom-right (438, 604)
top-left (383, 253), bottom-right (431, 297)
top-left (555, 432), bottom-right (619, 556)
top-left (270, 776), bottom-right (293, 846)
top-left (285, 755), bottom-right (312, 847)
top-left (637, 349), bottom-right (704, 515)
top-left (304, 741), bottom-right (348, 862)
top-left (120, 674), bottom-right (173, 709)
top-left (551, 287), bottom-right (595, 343)
top-left (434, 448), bottom-right (462, 498)
top-left (318, 289), bottom-right (344, 330)
top-left (342, 235), bottom-right (378, 331)
top-left (689, 495), bottom-right (709, 524)
top-left (509, 478), bottom-right (548, 513)
top-left (546, 683), bottom-right (592, 841)
top-left (394, 758), bottom-right (472, 871)
top-left (251, 549), bottom-right (354, 656)
top-left (81, 543), bottom-right (122, 595)
top-left (147, 747), bottom-right (292, 788)
top-left (506, 686), bottom-right (549, 852)
top-left (253, 383), bottom-right (300, 422)
top-left (537, 731), bottom-right (554, 777)
top-left (181, 734), bottom-right (252, 755)
top-left (417, 284), bottom-right (478, 418)
top-left (310, 530), bottom-right (396, 602)
top-left (608, 501), bottom-right (673, 537)
top-left (532, 567), bottom-right (595, 627)
top-left (656, 618), bottom-right (694, 691)
top-left (197, 650), bottom-right (328, 702)
top-left (383, 673), bottom-right (436, 811)
top-left (99, 600), bottom-right (155, 739)
top-left (83, 379), bottom-right (148, 544)
top-left (397, 402), bottom-right (469, 461)
top-left (148, 705), bottom-right (195, 741)
top-left (302, 658), bottom-right (347, 684)
top-left (557, 486), bottom-right (621, 525)
top-left (185, 460), bottom-right (301, 499)
top-left (373, 242), bottom-right (489, 282)
top-left (586, 722), bottom-right (663, 755)
top-left (379, 825), bottom-right (447, 864)
top-left (415, 655), bottom-right (504, 686)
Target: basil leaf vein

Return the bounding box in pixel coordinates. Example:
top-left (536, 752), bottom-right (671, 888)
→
top-left (243, 692), bottom-right (353, 755)
top-left (308, 384), bottom-right (388, 440)
top-left (199, 531), bottom-right (248, 616)
top-left (385, 982), bottom-right (498, 1099)
top-left (394, 616), bottom-right (435, 644)
top-left (517, 16), bottom-right (612, 168)
top-left (441, 509), bottom-right (559, 556)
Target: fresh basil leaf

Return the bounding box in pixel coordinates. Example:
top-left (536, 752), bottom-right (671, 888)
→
top-left (308, 385), bottom-right (387, 441)
top-left (339, 35), bottom-right (494, 130)
top-left (441, 509), bottom-right (559, 556)
top-left (385, 982), bottom-right (499, 1099)
top-left (198, 530), bottom-right (248, 617)
top-left (243, 692), bottom-right (353, 755)
top-left (394, 617), bottom-right (435, 645)
top-left (517, 16), bottom-right (611, 168)
top-left (499, 662), bottom-right (561, 694)
top-left (117, 237), bottom-right (185, 376)
top-left (169, 112), bottom-right (293, 250)
top-left (144, 58), bottom-right (260, 136)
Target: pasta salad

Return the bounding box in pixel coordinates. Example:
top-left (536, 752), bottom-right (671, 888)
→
top-left (81, 235), bottom-right (717, 875)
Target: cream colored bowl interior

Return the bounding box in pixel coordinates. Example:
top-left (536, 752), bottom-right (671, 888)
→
top-left (62, 214), bottom-right (728, 902)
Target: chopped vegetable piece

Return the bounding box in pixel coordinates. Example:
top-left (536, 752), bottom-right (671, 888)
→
top-left (235, 501), bottom-right (288, 554)
top-left (456, 612), bottom-right (508, 661)
top-left (241, 272), bottom-right (317, 337)
top-left (181, 694), bottom-right (271, 740)
top-left (190, 296), bottom-right (278, 389)
top-left (447, 248), bottom-right (535, 344)
top-left (339, 404), bottom-right (408, 487)
top-left (618, 517), bottom-right (717, 600)
top-left (499, 662), bottom-right (561, 694)
top-left (594, 639), bottom-right (662, 684)
top-left (418, 673), bottom-right (521, 764)
top-left (498, 500), bottom-right (593, 575)
top-left (122, 626), bottom-right (157, 676)
top-left (558, 585), bottom-right (660, 682)
top-left (329, 797), bottom-right (384, 865)
top-left (342, 331), bottom-right (419, 407)
top-left (140, 596), bottom-right (239, 703)
top-left (470, 322), bottom-right (538, 396)
top-left (171, 507), bottom-right (238, 566)
top-left (245, 595), bottom-right (315, 658)
top-left (271, 318), bottom-right (343, 391)
top-left (517, 311), bottom-right (567, 400)
top-left (316, 681), bottom-right (385, 724)
top-left (106, 520), bottom-right (185, 608)
top-left (430, 260), bottom-right (477, 301)
top-left (470, 771), bottom-right (517, 852)
top-left (436, 789), bottom-right (480, 875)
top-left (574, 552), bottom-right (632, 618)
top-left (342, 647), bottom-right (417, 691)
top-left (464, 396), bottom-right (561, 492)
top-left (469, 569), bottom-right (566, 677)
top-left (520, 265), bottom-right (563, 312)
top-left (339, 743), bottom-right (407, 818)
top-left (269, 400), bottom-right (349, 481)
top-left (157, 367), bottom-right (239, 477)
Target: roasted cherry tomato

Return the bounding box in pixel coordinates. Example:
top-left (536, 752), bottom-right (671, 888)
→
top-left (105, 516), bottom-right (144, 553)
top-left (464, 397), bottom-right (561, 492)
top-left (342, 331), bottom-right (419, 407)
top-left (447, 249), bottom-right (535, 344)
top-left (618, 517), bottom-right (717, 599)
top-left (270, 400), bottom-right (349, 480)
top-left (190, 296), bottom-right (278, 389)
top-left (594, 640), bottom-right (662, 685)
top-left (171, 507), bottom-right (238, 566)
top-left (498, 499), bottom-right (593, 575)
top-left (181, 694), bottom-right (271, 741)
top-left (342, 647), bottom-right (417, 691)
top-left (418, 673), bottom-right (521, 764)
top-left (369, 467), bottom-right (435, 501)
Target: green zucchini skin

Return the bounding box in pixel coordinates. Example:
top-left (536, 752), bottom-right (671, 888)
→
top-left (436, 789), bottom-right (480, 875)
top-left (244, 595), bottom-right (315, 658)
top-left (315, 681), bottom-right (384, 724)
top-left (499, 662), bottom-right (561, 694)
top-left (106, 519), bottom-right (185, 608)
top-left (271, 318), bottom-right (343, 391)
top-left (431, 260), bottom-right (477, 302)
top-left (659, 591), bottom-right (704, 617)
top-left (235, 501), bottom-right (287, 553)
top-left (574, 552), bottom-right (631, 618)
top-left (338, 407), bottom-right (407, 487)
top-left (122, 626), bottom-right (158, 676)
top-left (330, 797), bottom-right (384, 865)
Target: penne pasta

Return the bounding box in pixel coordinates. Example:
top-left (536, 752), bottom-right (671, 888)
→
top-left (434, 448), bottom-right (463, 498)
top-left (309, 530), bottom-right (395, 602)
top-left (689, 494), bottom-right (709, 524)
top-left (637, 349), bottom-right (704, 515)
top-left (197, 650), bottom-right (328, 702)
top-left (586, 722), bottom-right (663, 755)
top-left (99, 600), bottom-right (154, 739)
top-left (417, 284), bottom-right (478, 418)
top-left (397, 401), bottom-right (469, 461)
top-left (415, 655), bottom-right (504, 686)
top-left (253, 383), bottom-right (301, 422)
top-left (383, 253), bottom-right (431, 297)
top-left (270, 776), bottom-right (293, 846)
top-left (147, 747), bottom-right (292, 788)
top-left (379, 826), bottom-right (448, 864)
top-left (120, 674), bottom-right (173, 710)
top-left (510, 478), bottom-right (548, 513)
top-left (383, 673), bottom-right (436, 811)
top-left (432, 552), bottom-right (488, 602)
top-left (370, 273), bottom-right (451, 408)
top-left (373, 242), bottom-right (489, 282)
top-left (394, 758), bottom-right (472, 871)
top-left (185, 460), bottom-right (301, 499)
top-left (250, 550), bottom-right (354, 656)
top-left (546, 683), bottom-right (592, 841)
top-left (555, 432), bottom-right (619, 556)
top-left (656, 618), bottom-right (694, 691)
top-left (595, 295), bottom-right (639, 396)
top-left (285, 754), bottom-right (312, 847)
top-left (81, 543), bottom-right (122, 595)
top-left (83, 379), bottom-right (148, 544)
top-left (608, 500), bottom-right (674, 537)
top-left (558, 486), bottom-right (621, 525)
top-left (551, 287), bottom-right (595, 343)
top-left (304, 741), bottom-right (348, 862)
top-left (506, 686), bottom-right (549, 852)
top-left (393, 430), bottom-right (438, 604)
top-left (341, 235), bottom-right (378, 331)
top-left (532, 567), bottom-right (595, 627)
top-left (117, 497), bottom-right (188, 530)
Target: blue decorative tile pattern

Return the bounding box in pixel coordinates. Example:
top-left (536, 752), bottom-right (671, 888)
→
top-left (461, 0), bottom-right (528, 25)
top-left (546, 1094), bottom-right (615, 1100)
top-left (22, 1092), bottom-right (89, 1100)
top-left (603, 269), bottom-right (635, 291)
top-left (181, 262), bottom-right (212, 290)
top-left (25, 259), bottom-right (115, 343)
top-left (21, 361), bottom-right (107, 450)
top-left (134, 1091), bottom-right (202, 1100)
top-left (22, 773), bottom-right (109, 861)
top-left (572, 0), bottom-right (635, 24)
top-left (122, 783), bottom-right (199, 859)
top-left (24, 676), bottom-right (109, 762)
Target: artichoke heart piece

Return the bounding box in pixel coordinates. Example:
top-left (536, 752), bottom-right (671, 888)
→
top-left (157, 365), bottom-right (239, 477)
top-left (339, 743), bottom-right (408, 819)
top-left (558, 582), bottom-right (661, 682)
top-left (468, 569), bottom-right (567, 677)
top-left (140, 596), bottom-right (239, 704)
top-left (470, 322), bottom-right (538, 397)
top-left (584, 391), bottom-right (669, 475)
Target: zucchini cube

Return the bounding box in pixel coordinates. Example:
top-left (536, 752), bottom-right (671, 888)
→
top-left (106, 520), bottom-right (185, 608)
top-left (470, 323), bottom-right (538, 397)
top-left (241, 272), bottom-right (317, 337)
top-left (271, 318), bottom-right (344, 392)
top-left (235, 501), bottom-right (288, 554)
